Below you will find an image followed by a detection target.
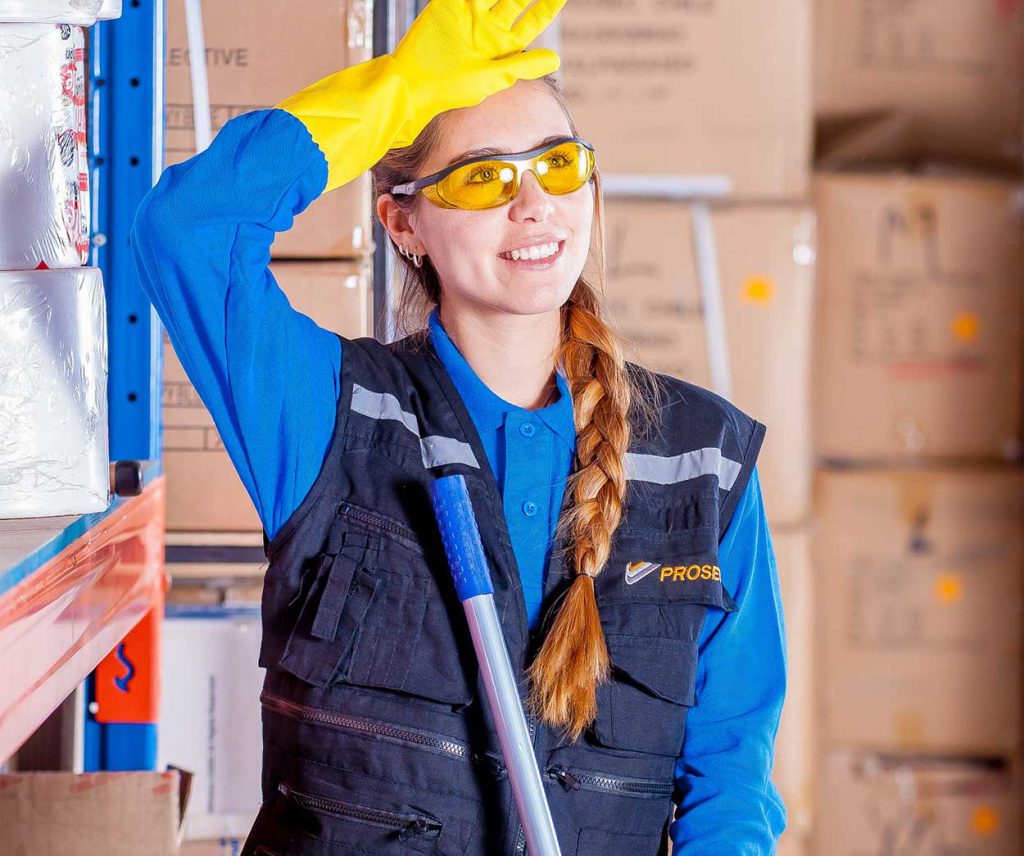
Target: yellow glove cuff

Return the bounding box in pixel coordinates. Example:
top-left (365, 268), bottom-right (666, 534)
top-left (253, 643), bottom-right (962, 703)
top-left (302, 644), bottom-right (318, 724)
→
top-left (275, 54), bottom-right (416, 194)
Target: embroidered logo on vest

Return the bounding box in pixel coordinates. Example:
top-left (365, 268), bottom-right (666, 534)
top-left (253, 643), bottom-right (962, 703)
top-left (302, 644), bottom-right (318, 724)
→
top-left (625, 561), bottom-right (722, 584)
top-left (624, 560), bottom-right (661, 585)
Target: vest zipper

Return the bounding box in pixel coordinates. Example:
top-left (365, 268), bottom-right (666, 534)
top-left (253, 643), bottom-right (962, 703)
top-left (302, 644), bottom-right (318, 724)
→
top-left (336, 500), bottom-right (422, 553)
top-left (277, 781), bottom-right (442, 840)
top-left (261, 690), bottom-right (473, 762)
top-left (547, 763), bottom-right (674, 798)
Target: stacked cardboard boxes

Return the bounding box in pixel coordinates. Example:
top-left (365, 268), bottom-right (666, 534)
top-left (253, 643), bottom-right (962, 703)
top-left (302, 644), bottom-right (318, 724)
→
top-left (164, 0), bottom-right (374, 258)
top-left (813, 174), bottom-right (1022, 464)
top-left (811, 2), bottom-right (1024, 853)
top-left (158, 3), bottom-right (377, 846)
top-left (560, 0), bottom-right (812, 199)
top-left (814, 0), bottom-right (1023, 173)
top-left (560, 2), bottom-right (816, 852)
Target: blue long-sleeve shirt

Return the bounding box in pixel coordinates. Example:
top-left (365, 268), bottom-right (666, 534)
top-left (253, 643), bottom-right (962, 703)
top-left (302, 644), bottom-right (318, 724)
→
top-left (129, 107), bottom-right (787, 853)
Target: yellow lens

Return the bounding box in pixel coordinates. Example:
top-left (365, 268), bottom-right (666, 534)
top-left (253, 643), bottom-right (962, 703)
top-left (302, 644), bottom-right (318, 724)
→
top-left (536, 142), bottom-right (593, 194)
top-left (437, 159), bottom-right (512, 209)
top-left (435, 142), bottom-right (594, 210)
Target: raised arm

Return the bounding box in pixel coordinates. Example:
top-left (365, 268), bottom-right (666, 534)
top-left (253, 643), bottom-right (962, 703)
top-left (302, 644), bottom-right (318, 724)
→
top-left (129, 108), bottom-right (343, 540)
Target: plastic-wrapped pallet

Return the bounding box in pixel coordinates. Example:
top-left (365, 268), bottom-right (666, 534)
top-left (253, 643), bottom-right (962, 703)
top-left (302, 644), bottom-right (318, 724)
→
top-left (0, 268), bottom-right (110, 517)
top-left (0, 23), bottom-right (89, 269)
top-left (0, 0), bottom-right (102, 24)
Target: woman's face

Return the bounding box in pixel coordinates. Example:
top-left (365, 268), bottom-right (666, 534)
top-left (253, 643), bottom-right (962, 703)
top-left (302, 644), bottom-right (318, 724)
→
top-left (383, 80), bottom-right (595, 320)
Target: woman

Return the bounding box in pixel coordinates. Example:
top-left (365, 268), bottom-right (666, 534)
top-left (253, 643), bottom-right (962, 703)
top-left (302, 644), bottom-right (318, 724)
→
top-left (130, 0), bottom-right (788, 852)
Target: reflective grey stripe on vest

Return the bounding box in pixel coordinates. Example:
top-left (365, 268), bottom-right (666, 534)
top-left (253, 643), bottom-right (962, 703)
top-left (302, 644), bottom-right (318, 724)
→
top-left (351, 384), bottom-right (480, 469)
top-left (625, 447), bottom-right (741, 489)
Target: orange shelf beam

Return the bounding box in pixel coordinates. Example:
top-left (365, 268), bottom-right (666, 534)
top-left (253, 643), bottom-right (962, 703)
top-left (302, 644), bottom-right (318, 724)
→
top-left (0, 476), bottom-right (166, 762)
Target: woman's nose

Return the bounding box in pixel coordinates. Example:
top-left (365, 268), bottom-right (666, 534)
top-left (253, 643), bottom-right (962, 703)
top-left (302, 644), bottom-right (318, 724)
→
top-left (511, 169), bottom-right (554, 218)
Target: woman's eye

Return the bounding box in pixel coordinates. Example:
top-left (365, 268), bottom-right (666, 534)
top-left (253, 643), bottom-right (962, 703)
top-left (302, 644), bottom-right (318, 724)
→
top-left (467, 168), bottom-right (496, 183)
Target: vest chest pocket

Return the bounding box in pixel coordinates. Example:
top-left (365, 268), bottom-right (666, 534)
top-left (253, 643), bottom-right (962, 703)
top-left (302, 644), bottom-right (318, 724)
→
top-left (588, 497), bottom-right (739, 757)
top-left (589, 633), bottom-right (697, 757)
top-left (278, 510), bottom-right (475, 708)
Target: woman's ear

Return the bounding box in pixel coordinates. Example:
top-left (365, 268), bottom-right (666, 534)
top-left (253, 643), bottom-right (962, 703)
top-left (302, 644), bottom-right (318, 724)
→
top-left (376, 193), bottom-right (422, 253)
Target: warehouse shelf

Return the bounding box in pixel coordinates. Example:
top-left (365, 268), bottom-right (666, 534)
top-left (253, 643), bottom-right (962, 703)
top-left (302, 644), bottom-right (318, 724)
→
top-left (0, 475), bottom-right (167, 762)
top-left (0, 1), bottom-right (167, 768)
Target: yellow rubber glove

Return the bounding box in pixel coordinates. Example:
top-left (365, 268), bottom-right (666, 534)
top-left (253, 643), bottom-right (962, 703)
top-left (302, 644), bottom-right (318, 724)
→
top-left (275, 0), bottom-right (566, 194)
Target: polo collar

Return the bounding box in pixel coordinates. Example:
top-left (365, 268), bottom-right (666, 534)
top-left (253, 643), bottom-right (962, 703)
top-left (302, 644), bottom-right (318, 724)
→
top-left (427, 307), bottom-right (576, 450)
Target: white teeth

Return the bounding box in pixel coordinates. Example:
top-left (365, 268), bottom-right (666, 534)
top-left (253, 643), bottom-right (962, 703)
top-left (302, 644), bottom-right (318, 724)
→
top-left (507, 241), bottom-right (559, 261)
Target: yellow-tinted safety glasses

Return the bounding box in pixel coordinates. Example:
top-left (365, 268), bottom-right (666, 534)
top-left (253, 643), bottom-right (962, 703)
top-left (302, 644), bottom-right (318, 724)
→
top-left (390, 137), bottom-right (596, 211)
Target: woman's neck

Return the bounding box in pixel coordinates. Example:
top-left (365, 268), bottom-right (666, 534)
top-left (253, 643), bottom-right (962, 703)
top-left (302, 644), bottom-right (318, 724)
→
top-left (438, 305), bottom-right (561, 411)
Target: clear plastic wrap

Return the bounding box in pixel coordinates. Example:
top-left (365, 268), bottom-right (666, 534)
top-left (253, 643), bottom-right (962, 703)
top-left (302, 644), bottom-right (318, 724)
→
top-left (0, 1), bottom-right (101, 25)
top-left (0, 267), bottom-right (110, 518)
top-left (0, 23), bottom-right (90, 269)
top-left (97, 0), bottom-right (120, 21)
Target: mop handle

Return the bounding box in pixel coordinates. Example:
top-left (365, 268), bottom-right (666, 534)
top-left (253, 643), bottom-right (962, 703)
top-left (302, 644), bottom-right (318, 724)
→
top-left (429, 475), bottom-right (562, 856)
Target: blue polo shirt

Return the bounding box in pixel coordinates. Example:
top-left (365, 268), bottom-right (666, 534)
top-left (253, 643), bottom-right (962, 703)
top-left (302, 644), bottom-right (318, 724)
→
top-left (129, 106), bottom-right (787, 853)
top-left (426, 307), bottom-right (576, 629)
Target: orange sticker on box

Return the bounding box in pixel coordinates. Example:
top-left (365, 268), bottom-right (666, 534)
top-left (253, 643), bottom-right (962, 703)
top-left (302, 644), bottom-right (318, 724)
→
top-left (971, 806), bottom-right (1000, 837)
top-left (742, 276), bottom-right (775, 305)
top-left (933, 572), bottom-right (963, 605)
top-left (951, 312), bottom-right (981, 342)
top-left (741, 276), bottom-right (770, 305)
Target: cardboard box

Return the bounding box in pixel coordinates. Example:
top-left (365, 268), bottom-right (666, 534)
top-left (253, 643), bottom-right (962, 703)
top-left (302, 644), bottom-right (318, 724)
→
top-left (815, 751), bottom-right (1022, 856)
top-left (0, 769), bottom-right (192, 855)
top-left (163, 260), bottom-right (370, 532)
top-left (165, 0), bottom-right (374, 259)
top-left (814, 468), bottom-right (1023, 755)
top-left (158, 607), bottom-right (264, 840)
top-left (771, 528), bottom-right (815, 845)
top-left (813, 173), bottom-right (1023, 463)
top-left (593, 199), bottom-right (816, 525)
top-left (814, 0), bottom-right (1024, 171)
top-left (558, 0), bottom-right (812, 199)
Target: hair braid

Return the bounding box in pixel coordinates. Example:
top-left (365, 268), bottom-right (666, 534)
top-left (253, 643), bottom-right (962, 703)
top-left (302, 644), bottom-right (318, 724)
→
top-left (525, 286), bottom-right (634, 741)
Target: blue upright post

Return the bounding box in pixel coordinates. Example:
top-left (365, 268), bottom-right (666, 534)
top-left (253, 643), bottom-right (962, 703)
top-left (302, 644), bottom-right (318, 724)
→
top-left (85, 0), bottom-right (166, 772)
top-left (90, 0), bottom-right (165, 465)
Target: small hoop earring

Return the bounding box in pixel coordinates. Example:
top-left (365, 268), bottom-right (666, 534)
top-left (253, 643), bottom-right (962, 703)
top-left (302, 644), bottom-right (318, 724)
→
top-left (398, 244), bottom-right (424, 269)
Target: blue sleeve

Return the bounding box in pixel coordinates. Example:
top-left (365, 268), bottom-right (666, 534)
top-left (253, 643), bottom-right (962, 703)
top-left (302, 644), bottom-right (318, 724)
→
top-left (670, 467), bottom-right (788, 853)
top-left (129, 108), bottom-right (343, 541)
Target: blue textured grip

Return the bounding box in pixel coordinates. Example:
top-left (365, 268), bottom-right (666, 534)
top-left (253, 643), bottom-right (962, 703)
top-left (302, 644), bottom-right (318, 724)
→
top-left (429, 474), bottom-right (495, 601)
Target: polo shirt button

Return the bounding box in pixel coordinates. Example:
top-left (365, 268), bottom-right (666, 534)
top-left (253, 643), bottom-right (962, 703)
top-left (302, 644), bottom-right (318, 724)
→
top-left (519, 422), bottom-right (536, 437)
top-left (522, 500), bottom-right (538, 517)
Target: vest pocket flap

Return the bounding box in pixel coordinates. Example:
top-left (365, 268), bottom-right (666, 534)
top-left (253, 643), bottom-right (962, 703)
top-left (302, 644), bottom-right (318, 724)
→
top-left (590, 634), bottom-right (696, 757)
top-left (339, 568), bottom-right (475, 708)
top-left (280, 536), bottom-right (381, 688)
top-left (605, 634), bottom-right (696, 706)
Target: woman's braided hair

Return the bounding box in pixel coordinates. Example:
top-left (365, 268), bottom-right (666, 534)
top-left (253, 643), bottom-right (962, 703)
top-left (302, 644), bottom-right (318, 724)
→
top-left (370, 74), bottom-right (663, 742)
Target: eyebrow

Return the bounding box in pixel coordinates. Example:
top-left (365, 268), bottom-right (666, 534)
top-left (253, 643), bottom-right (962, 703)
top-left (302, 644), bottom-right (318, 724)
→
top-left (444, 134), bottom-right (570, 167)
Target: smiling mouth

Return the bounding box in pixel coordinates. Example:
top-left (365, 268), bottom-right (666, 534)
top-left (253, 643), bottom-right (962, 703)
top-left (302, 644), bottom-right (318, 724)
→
top-left (497, 240), bottom-right (566, 268)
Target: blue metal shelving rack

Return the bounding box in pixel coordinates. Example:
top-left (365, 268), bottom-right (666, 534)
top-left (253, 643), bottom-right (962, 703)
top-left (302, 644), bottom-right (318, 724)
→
top-left (85, 0), bottom-right (167, 773)
top-left (91, 0), bottom-right (165, 467)
top-left (0, 1), bottom-right (168, 770)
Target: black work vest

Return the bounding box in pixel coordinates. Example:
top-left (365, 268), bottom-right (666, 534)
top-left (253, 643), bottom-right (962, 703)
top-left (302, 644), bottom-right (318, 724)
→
top-left (241, 331), bottom-right (764, 856)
